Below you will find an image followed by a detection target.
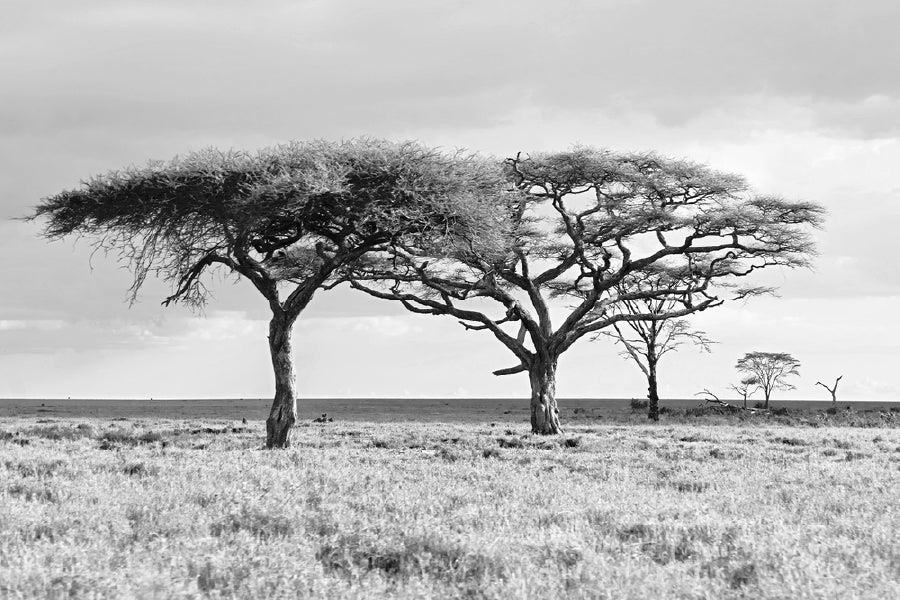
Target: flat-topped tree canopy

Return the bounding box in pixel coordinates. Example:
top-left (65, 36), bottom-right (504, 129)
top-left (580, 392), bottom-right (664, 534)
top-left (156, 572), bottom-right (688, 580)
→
top-left (350, 147), bottom-right (825, 434)
top-left (32, 138), bottom-right (503, 447)
top-left (33, 139), bottom-right (499, 310)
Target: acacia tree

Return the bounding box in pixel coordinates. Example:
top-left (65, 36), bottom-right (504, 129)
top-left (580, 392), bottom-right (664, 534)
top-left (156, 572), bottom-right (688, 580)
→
top-left (32, 139), bottom-right (498, 448)
top-left (735, 352), bottom-right (801, 408)
top-left (729, 376), bottom-right (760, 409)
top-left (350, 148), bottom-right (824, 434)
top-left (598, 268), bottom-right (715, 421)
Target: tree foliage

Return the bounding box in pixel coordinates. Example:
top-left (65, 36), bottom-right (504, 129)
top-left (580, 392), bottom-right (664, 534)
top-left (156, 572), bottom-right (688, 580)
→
top-left (729, 375), bottom-right (761, 408)
top-left (735, 352), bottom-right (801, 407)
top-left (32, 138), bottom-right (502, 446)
top-left (33, 139), bottom-right (499, 313)
top-left (350, 147), bottom-right (824, 432)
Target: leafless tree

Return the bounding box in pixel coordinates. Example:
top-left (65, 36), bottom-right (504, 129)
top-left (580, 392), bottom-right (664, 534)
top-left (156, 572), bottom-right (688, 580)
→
top-left (735, 352), bottom-right (801, 408)
top-left (350, 148), bottom-right (824, 434)
top-left (597, 268), bottom-right (715, 421)
top-left (31, 139), bottom-right (499, 448)
top-left (816, 375), bottom-right (843, 402)
top-left (729, 376), bottom-right (761, 409)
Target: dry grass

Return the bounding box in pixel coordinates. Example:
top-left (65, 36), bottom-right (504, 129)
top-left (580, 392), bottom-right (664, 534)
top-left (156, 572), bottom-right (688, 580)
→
top-left (1, 417), bottom-right (898, 599)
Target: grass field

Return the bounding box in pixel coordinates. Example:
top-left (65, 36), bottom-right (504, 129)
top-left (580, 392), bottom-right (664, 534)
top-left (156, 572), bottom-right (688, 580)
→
top-left (1, 404), bottom-right (899, 599)
top-left (4, 396), bottom-right (900, 422)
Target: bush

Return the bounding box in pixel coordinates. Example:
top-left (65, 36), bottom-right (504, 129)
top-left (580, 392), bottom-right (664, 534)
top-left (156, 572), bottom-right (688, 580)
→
top-left (630, 398), bottom-right (649, 411)
top-left (99, 428), bottom-right (164, 447)
top-left (497, 437), bottom-right (524, 449)
top-left (482, 448), bottom-right (501, 459)
top-left (25, 425), bottom-right (94, 441)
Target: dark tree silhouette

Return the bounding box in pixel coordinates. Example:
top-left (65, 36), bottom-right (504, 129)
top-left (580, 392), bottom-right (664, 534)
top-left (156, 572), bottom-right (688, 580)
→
top-left (816, 375), bottom-right (843, 402)
top-left (350, 148), bottom-right (824, 434)
top-left (31, 139), bottom-right (499, 448)
top-left (598, 269), bottom-right (715, 421)
top-left (735, 352), bottom-right (801, 408)
top-left (729, 375), bottom-right (760, 409)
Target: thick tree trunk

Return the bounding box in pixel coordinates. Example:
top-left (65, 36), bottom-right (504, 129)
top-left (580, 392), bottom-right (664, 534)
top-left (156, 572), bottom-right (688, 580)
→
top-left (266, 314), bottom-right (297, 449)
top-left (763, 391), bottom-right (771, 410)
top-left (647, 353), bottom-right (659, 421)
top-left (647, 361), bottom-right (660, 422)
top-left (530, 359), bottom-right (562, 435)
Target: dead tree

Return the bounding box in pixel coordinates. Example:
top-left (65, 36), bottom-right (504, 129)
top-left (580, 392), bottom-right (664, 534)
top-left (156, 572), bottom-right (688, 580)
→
top-left (816, 376), bottom-right (843, 402)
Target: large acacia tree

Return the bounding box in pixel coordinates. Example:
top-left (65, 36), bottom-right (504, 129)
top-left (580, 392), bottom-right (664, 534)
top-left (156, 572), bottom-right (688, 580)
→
top-left (350, 148), bottom-right (824, 434)
top-left (32, 139), bottom-right (498, 447)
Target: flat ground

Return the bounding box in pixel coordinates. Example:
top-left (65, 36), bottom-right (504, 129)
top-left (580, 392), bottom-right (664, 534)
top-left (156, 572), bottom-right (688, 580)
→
top-left (3, 396), bottom-right (898, 422)
top-left (1, 402), bottom-right (899, 598)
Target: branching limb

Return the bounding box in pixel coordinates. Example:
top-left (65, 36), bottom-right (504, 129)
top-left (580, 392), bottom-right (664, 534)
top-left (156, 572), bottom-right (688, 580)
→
top-left (493, 364), bottom-right (528, 376)
top-left (816, 375), bottom-right (842, 401)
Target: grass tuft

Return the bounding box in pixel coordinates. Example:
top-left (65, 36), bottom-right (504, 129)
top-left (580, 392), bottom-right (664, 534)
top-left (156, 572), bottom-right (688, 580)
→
top-left (211, 506), bottom-right (295, 539)
top-left (773, 436), bottom-right (810, 446)
top-left (497, 437), bottom-right (525, 449)
top-left (122, 462), bottom-right (159, 477)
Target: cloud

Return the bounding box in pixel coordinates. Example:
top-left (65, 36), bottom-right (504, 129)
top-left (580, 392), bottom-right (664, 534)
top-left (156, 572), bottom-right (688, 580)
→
top-left (4, 0), bottom-right (899, 156)
top-left (3, 0), bottom-right (900, 399)
top-left (350, 316), bottom-right (423, 337)
top-left (0, 319), bottom-right (65, 331)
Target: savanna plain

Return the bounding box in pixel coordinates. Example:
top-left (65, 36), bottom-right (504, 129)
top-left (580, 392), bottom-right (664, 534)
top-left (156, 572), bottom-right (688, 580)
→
top-left (1, 399), bottom-right (899, 599)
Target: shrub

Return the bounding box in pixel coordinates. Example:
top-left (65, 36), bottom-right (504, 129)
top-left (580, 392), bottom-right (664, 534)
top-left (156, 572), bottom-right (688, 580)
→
top-left (316, 533), bottom-right (499, 584)
top-left (482, 448), bottom-right (500, 459)
top-left (99, 428), bottom-right (164, 447)
top-left (436, 447), bottom-right (461, 462)
top-left (26, 425), bottom-right (94, 441)
top-left (497, 437), bottom-right (524, 449)
top-left (773, 437), bottom-right (809, 447)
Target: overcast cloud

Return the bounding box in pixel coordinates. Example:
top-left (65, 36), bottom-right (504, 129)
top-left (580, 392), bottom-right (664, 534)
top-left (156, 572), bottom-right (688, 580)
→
top-left (1, 1), bottom-right (898, 401)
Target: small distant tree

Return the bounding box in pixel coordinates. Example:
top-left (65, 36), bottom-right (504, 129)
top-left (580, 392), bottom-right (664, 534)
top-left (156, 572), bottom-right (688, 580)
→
top-left (31, 139), bottom-right (498, 448)
top-left (816, 375), bottom-right (843, 402)
top-left (735, 352), bottom-right (801, 408)
top-left (729, 375), bottom-right (760, 409)
top-left (598, 268), bottom-right (715, 421)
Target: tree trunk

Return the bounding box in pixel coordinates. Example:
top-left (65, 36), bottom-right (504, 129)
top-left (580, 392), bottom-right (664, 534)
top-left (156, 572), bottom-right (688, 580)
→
top-left (530, 359), bottom-right (562, 435)
top-left (266, 314), bottom-right (297, 449)
top-left (763, 390), bottom-right (771, 410)
top-left (646, 360), bottom-right (660, 422)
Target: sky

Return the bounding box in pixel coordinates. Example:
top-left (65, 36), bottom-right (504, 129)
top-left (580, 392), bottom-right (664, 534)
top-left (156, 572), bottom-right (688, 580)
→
top-left (1, 0), bottom-right (898, 402)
